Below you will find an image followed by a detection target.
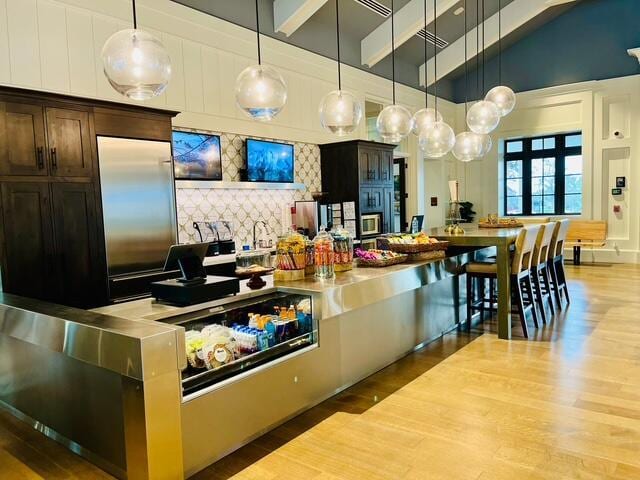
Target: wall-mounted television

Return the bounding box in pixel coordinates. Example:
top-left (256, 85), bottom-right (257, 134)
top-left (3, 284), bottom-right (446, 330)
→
top-left (246, 138), bottom-right (294, 183)
top-left (172, 130), bottom-right (222, 180)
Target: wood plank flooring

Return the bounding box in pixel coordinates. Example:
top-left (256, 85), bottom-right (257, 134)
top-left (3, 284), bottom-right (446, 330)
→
top-left (2, 263), bottom-right (640, 479)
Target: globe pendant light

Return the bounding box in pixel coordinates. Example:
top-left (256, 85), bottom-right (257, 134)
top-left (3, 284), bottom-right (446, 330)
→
top-left (319, 0), bottom-right (363, 135)
top-left (453, 0), bottom-right (481, 161)
top-left (466, 0), bottom-right (500, 135)
top-left (412, 0), bottom-right (442, 139)
top-left (235, 0), bottom-right (287, 122)
top-left (101, 0), bottom-right (171, 101)
top-left (467, 99), bottom-right (500, 134)
top-left (485, 0), bottom-right (516, 116)
top-left (419, 0), bottom-right (455, 158)
top-left (377, 0), bottom-right (414, 143)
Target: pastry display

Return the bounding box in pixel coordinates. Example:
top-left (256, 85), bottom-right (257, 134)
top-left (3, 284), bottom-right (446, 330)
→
top-left (183, 299), bottom-right (314, 373)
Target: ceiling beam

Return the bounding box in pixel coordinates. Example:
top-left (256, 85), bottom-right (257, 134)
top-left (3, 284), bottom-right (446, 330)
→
top-left (273, 0), bottom-right (328, 37)
top-left (361, 0), bottom-right (460, 68)
top-left (419, 0), bottom-right (578, 87)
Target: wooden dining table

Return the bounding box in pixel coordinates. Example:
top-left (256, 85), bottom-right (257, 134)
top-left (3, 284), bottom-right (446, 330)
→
top-left (428, 225), bottom-right (522, 340)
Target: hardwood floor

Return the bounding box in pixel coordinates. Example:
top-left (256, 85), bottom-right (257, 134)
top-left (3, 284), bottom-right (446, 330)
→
top-left (2, 263), bottom-right (640, 479)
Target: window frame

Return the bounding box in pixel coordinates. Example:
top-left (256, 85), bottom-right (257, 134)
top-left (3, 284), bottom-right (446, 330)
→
top-left (503, 132), bottom-right (582, 216)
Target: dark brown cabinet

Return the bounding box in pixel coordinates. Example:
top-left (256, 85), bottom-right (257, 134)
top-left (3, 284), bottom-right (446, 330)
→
top-left (0, 182), bottom-right (55, 300)
top-left (0, 87), bottom-right (177, 307)
top-left (0, 102), bottom-right (47, 176)
top-left (46, 108), bottom-right (93, 177)
top-left (50, 182), bottom-right (104, 307)
top-left (0, 181), bottom-right (103, 307)
top-left (321, 140), bottom-right (396, 238)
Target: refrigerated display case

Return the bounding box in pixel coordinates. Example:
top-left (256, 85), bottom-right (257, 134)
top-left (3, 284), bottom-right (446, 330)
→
top-left (159, 291), bottom-right (317, 396)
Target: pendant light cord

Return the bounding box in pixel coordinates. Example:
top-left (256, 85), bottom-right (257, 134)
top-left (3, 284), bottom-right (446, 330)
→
top-left (476, 0), bottom-right (479, 101)
top-left (498, 0), bottom-right (502, 84)
top-left (433, 0), bottom-right (438, 115)
top-left (464, 0), bottom-right (468, 116)
top-left (391, 0), bottom-right (396, 104)
top-left (482, 0), bottom-right (485, 96)
top-left (255, 0), bottom-right (262, 65)
top-left (335, 0), bottom-right (342, 90)
top-left (423, 0), bottom-right (428, 109)
top-left (132, 0), bottom-right (137, 29)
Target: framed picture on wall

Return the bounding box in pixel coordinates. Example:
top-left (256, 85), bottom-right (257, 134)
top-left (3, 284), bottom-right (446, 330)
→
top-left (172, 130), bottom-right (223, 180)
top-left (616, 176), bottom-right (626, 188)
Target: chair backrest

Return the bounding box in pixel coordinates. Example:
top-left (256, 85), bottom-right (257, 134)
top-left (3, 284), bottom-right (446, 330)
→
top-left (566, 220), bottom-right (607, 245)
top-left (512, 225), bottom-right (541, 274)
top-left (532, 222), bottom-right (556, 268)
top-left (549, 219), bottom-right (571, 259)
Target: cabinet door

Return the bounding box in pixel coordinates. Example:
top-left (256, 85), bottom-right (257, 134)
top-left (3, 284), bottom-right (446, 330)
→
top-left (360, 187), bottom-right (383, 213)
top-left (380, 151), bottom-right (393, 184)
top-left (50, 182), bottom-right (104, 308)
top-left (359, 148), bottom-right (381, 184)
top-left (45, 108), bottom-right (93, 177)
top-left (0, 102), bottom-right (47, 176)
top-left (0, 182), bottom-right (55, 300)
top-left (383, 187), bottom-right (395, 233)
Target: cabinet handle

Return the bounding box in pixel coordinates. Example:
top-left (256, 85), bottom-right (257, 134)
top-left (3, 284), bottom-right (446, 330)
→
top-left (37, 147), bottom-right (44, 169)
top-left (51, 148), bottom-right (57, 169)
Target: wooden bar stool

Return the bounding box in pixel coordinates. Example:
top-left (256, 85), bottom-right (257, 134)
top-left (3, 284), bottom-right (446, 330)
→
top-left (530, 222), bottom-right (556, 324)
top-left (548, 219), bottom-right (571, 308)
top-left (465, 225), bottom-right (541, 338)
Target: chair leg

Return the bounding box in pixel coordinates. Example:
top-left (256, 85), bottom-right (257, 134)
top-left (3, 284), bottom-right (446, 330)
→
top-left (479, 278), bottom-right (485, 322)
top-left (548, 259), bottom-right (562, 309)
top-left (541, 265), bottom-right (555, 316)
top-left (466, 272), bottom-right (472, 331)
top-left (532, 268), bottom-right (547, 325)
top-left (489, 277), bottom-right (494, 311)
top-left (523, 274), bottom-right (539, 328)
top-left (557, 258), bottom-right (571, 305)
top-left (512, 276), bottom-right (529, 338)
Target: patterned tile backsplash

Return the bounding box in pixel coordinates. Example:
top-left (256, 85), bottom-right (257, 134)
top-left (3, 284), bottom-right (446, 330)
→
top-left (176, 131), bottom-right (321, 248)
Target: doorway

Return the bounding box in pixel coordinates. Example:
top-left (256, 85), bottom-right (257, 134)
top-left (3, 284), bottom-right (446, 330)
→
top-left (393, 158), bottom-right (407, 233)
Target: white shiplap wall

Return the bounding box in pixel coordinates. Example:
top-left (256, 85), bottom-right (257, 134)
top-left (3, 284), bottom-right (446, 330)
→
top-left (0, 0), bottom-right (458, 221)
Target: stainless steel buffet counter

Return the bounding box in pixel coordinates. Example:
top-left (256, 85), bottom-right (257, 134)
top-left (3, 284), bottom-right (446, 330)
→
top-left (0, 248), bottom-right (489, 479)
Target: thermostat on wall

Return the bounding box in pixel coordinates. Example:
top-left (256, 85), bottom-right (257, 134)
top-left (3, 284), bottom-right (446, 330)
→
top-left (612, 188), bottom-right (622, 196)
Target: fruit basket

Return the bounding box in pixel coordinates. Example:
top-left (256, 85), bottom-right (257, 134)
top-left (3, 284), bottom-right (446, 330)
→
top-left (355, 249), bottom-right (408, 268)
top-left (385, 232), bottom-right (449, 254)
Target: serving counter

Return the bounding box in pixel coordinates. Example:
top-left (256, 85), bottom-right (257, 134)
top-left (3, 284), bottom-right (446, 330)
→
top-left (0, 248), bottom-right (490, 479)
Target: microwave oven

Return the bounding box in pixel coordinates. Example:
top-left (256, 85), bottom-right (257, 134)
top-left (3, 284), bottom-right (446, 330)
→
top-left (361, 213), bottom-right (382, 236)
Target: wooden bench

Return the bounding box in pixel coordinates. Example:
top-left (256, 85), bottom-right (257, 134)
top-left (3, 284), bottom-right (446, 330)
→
top-left (566, 220), bottom-right (607, 265)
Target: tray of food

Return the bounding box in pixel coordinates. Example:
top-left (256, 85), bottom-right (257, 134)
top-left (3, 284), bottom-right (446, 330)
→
top-left (235, 265), bottom-right (275, 279)
top-left (478, 218), bottom-right (523, 228)
top-left (384, 232), bottom-right (449, 253)
top-left (355, 249), bottom-right (408, 267)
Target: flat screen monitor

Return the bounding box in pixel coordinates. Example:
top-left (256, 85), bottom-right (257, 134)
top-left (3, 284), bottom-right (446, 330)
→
top-left (172, 130), bottom-right (222, 180)
top-left (246, 138), bottom-right (294, 183)
top-left (163, 243), bottom-right (209, 273)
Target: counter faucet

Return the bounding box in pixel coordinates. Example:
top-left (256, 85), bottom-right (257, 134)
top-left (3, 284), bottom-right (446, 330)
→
top-left (253, 220), bottom-right (269, 250)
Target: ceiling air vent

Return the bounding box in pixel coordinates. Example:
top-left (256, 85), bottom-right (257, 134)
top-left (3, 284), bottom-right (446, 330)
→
top-left (417, 28), bottom-right (449, 49)
top-left (354, 0), bottom-right (391, 17)
top-left (354, 0), bottom-right (449, 49)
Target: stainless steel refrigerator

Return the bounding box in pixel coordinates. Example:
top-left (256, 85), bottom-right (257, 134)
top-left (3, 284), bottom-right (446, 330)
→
top-left (97, 136), bottom-right (178, 300)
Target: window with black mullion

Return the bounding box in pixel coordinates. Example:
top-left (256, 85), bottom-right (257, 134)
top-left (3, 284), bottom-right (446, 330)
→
top-left (504, 132), bottom-right (582, 216)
